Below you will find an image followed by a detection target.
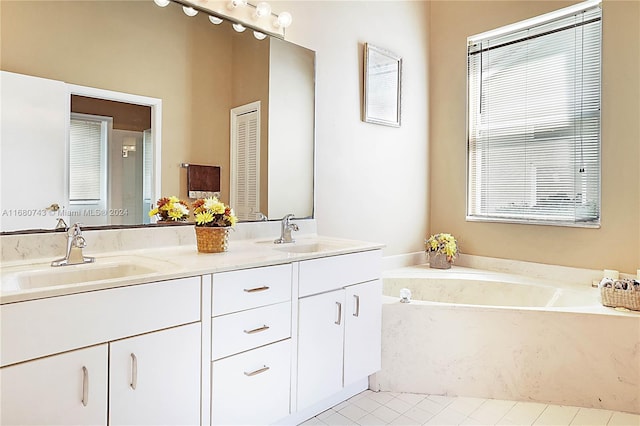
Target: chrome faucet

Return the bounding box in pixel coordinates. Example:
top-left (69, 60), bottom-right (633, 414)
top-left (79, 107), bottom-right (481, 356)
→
top-left (274, 214), bottom-right (299, 244)
top-left (51, 223), bottom-right (95, 267)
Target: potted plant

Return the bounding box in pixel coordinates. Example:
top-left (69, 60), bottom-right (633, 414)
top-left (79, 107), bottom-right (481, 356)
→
top-left (425, 233), bottom-right (458, 269)
top-left (192, 196), bottom-right (237, 253)
top-left (149, 196), bottom-right (190, 223)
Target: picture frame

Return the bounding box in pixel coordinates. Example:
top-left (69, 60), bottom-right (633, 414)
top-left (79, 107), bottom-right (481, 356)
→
top-left (363, 43), bottom-right (402, 127)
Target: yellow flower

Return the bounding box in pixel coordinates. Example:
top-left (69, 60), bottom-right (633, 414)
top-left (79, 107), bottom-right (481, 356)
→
top-left (195, 211), bottom-right (214, 225)
top-left (227, 210), bottom-right (237, 226)
top-left (148, 208), bottom-right (159, 217)
top-left (444, 241), bottom-right (457, 257)
top-left (204, 197), bottom-right (225, 214)
top-left (426, 233), bottom-right (458, 262)
top-left (168, 209), bottom-right (184, 220)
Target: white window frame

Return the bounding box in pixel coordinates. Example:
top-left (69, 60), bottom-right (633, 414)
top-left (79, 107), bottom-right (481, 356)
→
top-left (466, 0), bottom-right (602, 228)
top-left (68, 113), bottom-right (110, 206)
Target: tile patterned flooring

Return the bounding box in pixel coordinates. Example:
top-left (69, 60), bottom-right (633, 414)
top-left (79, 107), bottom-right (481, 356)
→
top-left (299, 391), bottom-right (640, 426)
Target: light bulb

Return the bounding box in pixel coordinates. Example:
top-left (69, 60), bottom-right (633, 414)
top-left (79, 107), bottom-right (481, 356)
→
top-left (254, 2), bottom-right (271, 18)
top-left (208, 15), bottom-right (223, 25)
top-left (232, 23), bottom-right (246, 32)
top-left (227, 0), bottom-right (245, 10)
top-left (182, 6), bottom-right (198, 16)
top-left (253, 31), bottom-right (267, 40)
top-left (153, 0), bottom-right (170, 7)
top-left (275, 11), bottom-right (292, 28)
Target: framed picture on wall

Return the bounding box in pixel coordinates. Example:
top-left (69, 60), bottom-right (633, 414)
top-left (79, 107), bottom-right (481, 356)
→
top-left (363, 43), bottom-right (402, 127)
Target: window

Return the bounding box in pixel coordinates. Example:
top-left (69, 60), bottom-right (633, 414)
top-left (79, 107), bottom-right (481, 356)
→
top-left (466, 1), bottom-right (602, 227)
top-left (69, 113), bottom-right (109, 203)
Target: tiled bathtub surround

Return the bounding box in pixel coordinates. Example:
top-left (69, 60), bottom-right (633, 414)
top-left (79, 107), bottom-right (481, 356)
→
top-left (373, 265), bottom-right (640, 414)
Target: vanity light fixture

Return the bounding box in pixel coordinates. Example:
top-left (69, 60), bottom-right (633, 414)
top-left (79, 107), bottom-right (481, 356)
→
top-left (152, 0), bottom-right (293, 37)
top-left (122, 144), bottom-right (137, 158)
top-left (274, 11), bottom-right (292, 29)
top-left (182, 5), bottom-right (198, 16)
top-left (253, 31), bottom-right (267, 40)
top-left (227, 0), bottom-right (246, 10)
top-left (253, 2), bottom-right (271, 19)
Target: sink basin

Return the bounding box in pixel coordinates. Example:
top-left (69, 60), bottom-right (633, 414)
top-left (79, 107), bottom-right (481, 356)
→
top-left (2, 256), bottom-right (175, 292)
top-left (273, 242), bottom-right (341, 254)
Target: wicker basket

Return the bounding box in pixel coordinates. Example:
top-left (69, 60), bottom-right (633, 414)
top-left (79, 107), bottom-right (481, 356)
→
top-left (195, 226), bottom-right (229, 253)
top-left (428, 252), bottom-right (451, 269)
top-left (600, 286), bottom-right (640, 311)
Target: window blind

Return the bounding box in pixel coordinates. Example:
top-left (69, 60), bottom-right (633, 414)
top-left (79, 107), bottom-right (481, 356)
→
top-left (466, 3), bottom-right (601, 226)
top-left (69, 117), bottom-right (105, 202)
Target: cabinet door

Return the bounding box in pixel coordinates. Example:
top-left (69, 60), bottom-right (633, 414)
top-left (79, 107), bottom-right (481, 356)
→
top-left (109, 323), bottom-right (201, 426)
top-left (0, 344), bottom-right (108, 425)
top-left (344, 279), bottom-right (382, 385)
top-left (297, 289), bottom-right (345, 410)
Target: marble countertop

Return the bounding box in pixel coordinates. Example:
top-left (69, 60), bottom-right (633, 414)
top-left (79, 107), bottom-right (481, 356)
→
top-left (0, 234), bottom-right (384, 305)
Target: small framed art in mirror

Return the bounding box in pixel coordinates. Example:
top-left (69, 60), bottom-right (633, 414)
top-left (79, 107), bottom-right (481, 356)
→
top-left (363, 43), bottom-right (402, 127)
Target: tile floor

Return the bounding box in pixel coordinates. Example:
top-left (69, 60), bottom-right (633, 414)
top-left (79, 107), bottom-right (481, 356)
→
top-left (299, 391), bottom-right (640, 426)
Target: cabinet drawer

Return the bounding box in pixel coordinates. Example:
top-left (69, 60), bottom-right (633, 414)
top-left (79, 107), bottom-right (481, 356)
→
top-left (1, 277), bottom-right (200, 367)
top-left (212, 264), bottom-right (292, 316)
top-left (212, 301), bottom-right (291, 360)
top-left (299, 250), bottom-right (382, 297)
top-left (212, 339), bottom-right (291, 425)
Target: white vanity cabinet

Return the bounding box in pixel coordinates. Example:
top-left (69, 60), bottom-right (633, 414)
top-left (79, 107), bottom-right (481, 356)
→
top-left (0, 344), bottom-right (109, 425)
top-left (0, 276), bottom-right (202, 426)
top-left (210, 264), bottom-right (293, 425)
top-left (296, 250), bottom-right (382, 411)
top-left (109, 322), bottom-right (201, 426)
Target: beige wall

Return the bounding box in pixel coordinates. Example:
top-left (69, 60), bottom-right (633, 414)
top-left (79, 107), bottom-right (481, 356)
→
top-left (281, 1), bottom-right (431, 256)
top-left (429, 0), bottom-right (640, 272)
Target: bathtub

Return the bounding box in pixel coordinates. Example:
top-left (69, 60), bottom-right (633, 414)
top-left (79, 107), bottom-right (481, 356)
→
top-left (371, 264), bottom-right (640, 414)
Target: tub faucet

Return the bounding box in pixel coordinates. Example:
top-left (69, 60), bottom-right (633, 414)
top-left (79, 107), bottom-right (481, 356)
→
top-left (51, 223), bottom-right (95, 267)
top-left (274, 214), bottom-right (299, 244)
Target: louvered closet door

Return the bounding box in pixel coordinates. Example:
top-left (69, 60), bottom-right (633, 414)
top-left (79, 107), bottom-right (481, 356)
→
top-left (231, 109), bottom-right (260, 221)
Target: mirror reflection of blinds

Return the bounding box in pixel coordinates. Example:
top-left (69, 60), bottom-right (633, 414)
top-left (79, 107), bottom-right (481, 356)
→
top-left (234, 111), bottom-right (259, 221)
top-left (69, 117), bottom-right (105, 201)
top-left (467, 4), bottom-right (601, 226)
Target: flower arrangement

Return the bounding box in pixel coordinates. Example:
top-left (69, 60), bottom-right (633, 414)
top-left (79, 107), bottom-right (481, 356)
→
top-left (149, 196), bottom-right (190, 222)
top-left (425, 233), bottom-right (458, 262)
top-left (192, 196), bottom-right (237, 228)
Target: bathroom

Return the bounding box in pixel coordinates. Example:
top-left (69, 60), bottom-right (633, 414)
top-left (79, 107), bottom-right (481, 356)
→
top-left (1, 0), bottom-right (639, 425)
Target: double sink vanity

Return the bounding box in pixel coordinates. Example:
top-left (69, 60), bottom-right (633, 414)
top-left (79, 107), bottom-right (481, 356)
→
top-left (0, 222), bottom-right (383, 425)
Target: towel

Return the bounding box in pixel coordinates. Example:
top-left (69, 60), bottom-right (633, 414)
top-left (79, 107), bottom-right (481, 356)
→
top-left (187, 165), bottom-right (220, 198)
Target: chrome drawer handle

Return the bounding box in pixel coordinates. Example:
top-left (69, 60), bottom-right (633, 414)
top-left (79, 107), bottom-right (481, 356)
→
top-left (243, 286), bottom-right (270, 293)
top-left (244, 365), bottom-right (270, 377)
top-left (353, 294), bottom-right (360, 317)
top-left (81, 366), bottom-right (89, 407)
top-left (335, 302), bottom-right (342, 325)
top-left (243, 325), bottom-right (270, 334)
top-left (130, 353), bottom-right (138, 390)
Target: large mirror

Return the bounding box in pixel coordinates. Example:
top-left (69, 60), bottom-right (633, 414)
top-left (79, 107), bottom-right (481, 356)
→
top-left (0, 0), bottom-right (315, 233)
